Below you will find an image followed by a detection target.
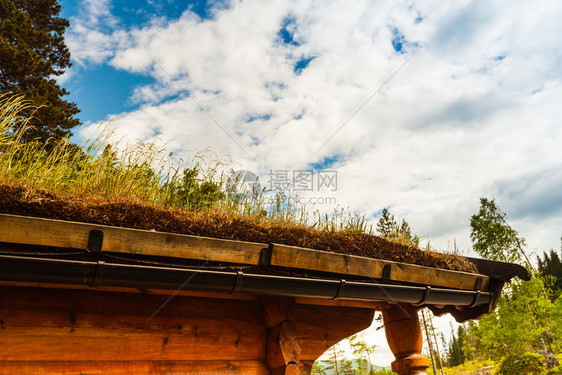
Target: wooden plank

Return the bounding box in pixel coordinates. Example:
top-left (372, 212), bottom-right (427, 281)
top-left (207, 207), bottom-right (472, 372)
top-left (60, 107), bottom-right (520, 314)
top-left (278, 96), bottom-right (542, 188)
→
top-left (0, 360), bottom-right (270, 375)
top-left (0, 213), bottom-right (264, 264)
top-left (0, 328), bottom-right (264, 361)
top-left (270, 243), bottom-right (490, 291)
top-left (0, 285), bottom-right (379, 370)
top-left (0, 280), bottom-right (259, 301)
top-left (0, 286), bottom-right (263, 325)
top-left (0, 286), bottom-right (266, 362)
top-left (0, 213), bottom-right (489, 292)
top-left (295, 297), bottom-right (389, 310)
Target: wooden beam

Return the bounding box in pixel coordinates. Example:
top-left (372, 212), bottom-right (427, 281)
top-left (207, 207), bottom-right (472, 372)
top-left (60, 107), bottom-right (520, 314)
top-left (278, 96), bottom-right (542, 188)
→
top-left (260, 298), bottom-right (368, 375)
top-left (270, 243), bottom-right (489, 291)
top-left (266, 321), bottom-right (301, 371)
top-left (0, 361), bottom-right (270, 374)
top-left (295, 297), bottom-right (389, 310)
top-left (261, 298), bottom-right (300, 373)
top-left (0, 328), bottom-right (264, 361)
top-left (1, 285), bottom-right (378, 374)
top-left (0, 286), bottom-right (266, 362)
top-left (0, 213), bottom-right (489, 292)
top-left (289, 304), bottom-right (375, 361)
top-left (0, 280), bottom-right (258, 301)
top-left (0, 213), bottom-right (264, 264)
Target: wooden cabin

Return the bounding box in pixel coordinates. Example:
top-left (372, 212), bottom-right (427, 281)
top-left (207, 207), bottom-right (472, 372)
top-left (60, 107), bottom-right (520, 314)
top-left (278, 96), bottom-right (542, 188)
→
top-left (0, 213), bottom-right (529, 374)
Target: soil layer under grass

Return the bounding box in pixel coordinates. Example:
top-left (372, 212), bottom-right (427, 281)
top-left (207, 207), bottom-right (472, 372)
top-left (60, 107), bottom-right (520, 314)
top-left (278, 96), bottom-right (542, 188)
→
top-left (0, 183), bottom-right (477, 273)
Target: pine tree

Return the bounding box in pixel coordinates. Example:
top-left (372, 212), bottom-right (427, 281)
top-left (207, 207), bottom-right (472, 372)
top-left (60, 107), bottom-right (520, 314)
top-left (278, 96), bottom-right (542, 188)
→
top-left (0, 0), bottom-right (80, 142)
top-left (463, 321), bottom-right (479, 361)
top-left (538, 250), bottom-right (562, 300)
top-left (445, 324), bottom-right (467, 367)
top-left (400, 220), bottom-right (412, 242)
top-left (376, 208), bottom-right (397, 238)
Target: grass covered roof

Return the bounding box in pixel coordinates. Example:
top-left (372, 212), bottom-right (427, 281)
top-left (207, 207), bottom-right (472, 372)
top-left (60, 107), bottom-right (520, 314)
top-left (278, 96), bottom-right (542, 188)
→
top-left (0, 95), bottom-right (476, 273)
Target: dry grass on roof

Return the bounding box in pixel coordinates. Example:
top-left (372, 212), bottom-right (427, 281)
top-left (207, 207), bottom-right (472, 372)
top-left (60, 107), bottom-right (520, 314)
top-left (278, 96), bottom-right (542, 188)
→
top-left (0, 183), bottom-right (477, 273)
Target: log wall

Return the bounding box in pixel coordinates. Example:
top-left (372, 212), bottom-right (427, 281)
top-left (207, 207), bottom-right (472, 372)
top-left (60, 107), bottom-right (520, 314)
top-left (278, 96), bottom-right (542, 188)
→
top-left (0, 285), bottom-right (376, 374)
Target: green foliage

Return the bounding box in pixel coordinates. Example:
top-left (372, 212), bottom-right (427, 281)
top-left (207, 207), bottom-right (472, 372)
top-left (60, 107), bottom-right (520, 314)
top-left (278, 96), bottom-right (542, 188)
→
top-left (441, 358), bottom-right (497, 375)
top-left (546, 365), bottom-right (562, 375)
top-left (475, 275), bottom-right (554, 360)
top-left (164, 166), bottom-right (225, 210)
top-left (376, 208), bottom-right (420, 246)
top-left (323, 343), bottom-right (346, 374)
top-left (312, 334), bottom-right (394, 375)
top-left (552, 295), bottom-right (562, 352)
top-left (338, 359), bottom-right (355, 375)
top-left (0, 95), bottom-right (225, 211)
top-left (313, 208), bottom-right (373, 234)
top-left (443, 199), bottom-right (561, 372)
top-left (349, 333), bottom-right (377, 374)
top-left (470, 198), bottom-right (527, 263)
top-left (538, 250), bottom-right (562, 300)
top-left (372, 369), bottom-right (394, 375)
top-left (462, 321), bottom-right (480, 362)
top-left (1, 94), bottom-right (419, 236)
top-left (0, 0), bottom-right (79, 142)
top-left (445, 325), bottom-right (467, 367)
top-left (311, 361), bottom-right (328, 375)
top-left (497, 352), bottom-right (545, 375)
top-left (376, 208), bottom-right (396, 237)
top-left (311, 359), bottom-right (394, 375)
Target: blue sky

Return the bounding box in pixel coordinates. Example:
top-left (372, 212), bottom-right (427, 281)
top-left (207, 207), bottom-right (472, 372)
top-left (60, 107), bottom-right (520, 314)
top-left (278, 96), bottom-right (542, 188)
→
top-left (57, 0), bottom-right (562, 364)
top-left (59, 0), bottom-right (218, 125)
top-left (58, 0), bottom-right (562, 256)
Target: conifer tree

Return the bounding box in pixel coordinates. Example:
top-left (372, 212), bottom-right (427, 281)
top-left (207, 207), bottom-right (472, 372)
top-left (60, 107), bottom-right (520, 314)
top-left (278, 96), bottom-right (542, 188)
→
top-left (0, 0), bottom-right (80, 142)
top-left (376, 208), bottom-right (397, 237)
top-left (538, 250), bottom-right (562, 300)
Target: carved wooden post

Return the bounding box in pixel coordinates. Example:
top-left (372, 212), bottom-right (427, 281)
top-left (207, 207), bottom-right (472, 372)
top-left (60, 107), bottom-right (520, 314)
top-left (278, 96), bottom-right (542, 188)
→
top-left (382, 303), bottom-right (429, 375)
top-left (262, 297), bottom-right (307, 375)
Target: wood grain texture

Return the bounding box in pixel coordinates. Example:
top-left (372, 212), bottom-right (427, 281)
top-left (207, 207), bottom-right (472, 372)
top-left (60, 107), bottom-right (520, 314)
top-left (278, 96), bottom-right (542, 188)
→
top-left (383, 304), bottom-right (429, 375)
top-left (266, 321), bottom-right (301, 370)
top-left (289, 304), bottom-right (375, 361)
top-left (270, 243), bottom-right (489, 291)
top-left (260, 298), bottom-right (374, 373)
top-left (0, 280), bottom-right (258, 301)
top-left (295, 297), bottom-right (389, 310)
top-left (0, 213), bottom-right (489, 293)
top-left (0, 213), bottom-right (264, 264)
top-left (0, 360), bottom-right (270, 375)
top-left (0, 286), bottom-right (266, 362)
top-left (0, 329), bottom-right (262, 361)
top-left (0, 285), bottom-right (379, 374)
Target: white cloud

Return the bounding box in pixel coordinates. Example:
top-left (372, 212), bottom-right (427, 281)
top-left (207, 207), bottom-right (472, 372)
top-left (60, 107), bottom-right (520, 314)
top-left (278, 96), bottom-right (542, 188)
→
top-left (74, 0), bottom-right (562, 255)
top-left (69, 0), bottom-right (562, 363)
top-left (54, 68), bottom-right (75, 85)
top-left (65, 0), bottom-right (128, 65)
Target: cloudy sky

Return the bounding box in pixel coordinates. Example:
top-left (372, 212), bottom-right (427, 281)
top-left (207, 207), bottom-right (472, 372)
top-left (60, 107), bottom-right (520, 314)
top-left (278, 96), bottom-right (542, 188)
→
top-left (59, 0), bottom-right (562, 364)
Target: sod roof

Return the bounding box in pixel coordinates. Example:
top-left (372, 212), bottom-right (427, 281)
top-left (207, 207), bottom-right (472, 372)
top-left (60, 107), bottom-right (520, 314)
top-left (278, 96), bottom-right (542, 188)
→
top-left (0, 183), bottom-right (477, 273)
